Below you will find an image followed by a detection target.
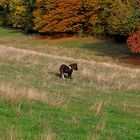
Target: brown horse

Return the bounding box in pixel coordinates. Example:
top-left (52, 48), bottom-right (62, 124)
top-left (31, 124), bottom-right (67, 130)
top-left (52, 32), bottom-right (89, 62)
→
top-left (59, 63), bottom-right (78, 79)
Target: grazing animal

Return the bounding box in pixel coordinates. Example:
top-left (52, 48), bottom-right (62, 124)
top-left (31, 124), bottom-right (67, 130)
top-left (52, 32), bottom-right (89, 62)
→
top-left (59, 63), bottom-right (78, 79)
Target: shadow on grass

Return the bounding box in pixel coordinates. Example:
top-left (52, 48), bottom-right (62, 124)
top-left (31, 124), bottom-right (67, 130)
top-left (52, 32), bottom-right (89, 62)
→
top-left (55, 73), bottom-right (60, 78)
top-left (50, 72), bottom-right (69, 79)
top-left (0, 27), bottom-right (30, 37)
top-left (82, 40), bottom-right (131, 59)
top-left (55, 73), bottom-right (72, 79)
top-left (82, 40), bottom-right (140, 66)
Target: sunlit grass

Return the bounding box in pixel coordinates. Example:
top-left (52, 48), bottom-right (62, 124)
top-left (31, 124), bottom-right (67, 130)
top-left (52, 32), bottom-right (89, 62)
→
top-left (0, 27), bottom-right (130, 63)
top-left (0, 27), bottom-right (140, 140)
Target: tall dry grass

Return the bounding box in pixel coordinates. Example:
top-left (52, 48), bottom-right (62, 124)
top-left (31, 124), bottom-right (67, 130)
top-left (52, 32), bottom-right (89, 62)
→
top-left (0, 44), bottom-right (140, 92)
top-left (40, 131), bottom-right (56, 140)
top-left (0, 83), bottom-right (68, 109)
top-left (0, 126), bottom-right (21, 140)
top-left (81, 65), bottom-right (140, 91)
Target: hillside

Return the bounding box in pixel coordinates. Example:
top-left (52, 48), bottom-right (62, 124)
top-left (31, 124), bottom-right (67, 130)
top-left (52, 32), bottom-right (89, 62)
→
top-left (0, 28), bottom-right (140, 140)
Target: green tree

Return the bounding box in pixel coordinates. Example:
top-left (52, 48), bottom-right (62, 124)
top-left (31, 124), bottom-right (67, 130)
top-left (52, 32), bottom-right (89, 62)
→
top-left (93, 0), bottom-right (114, 36)
top-left (79, 0), bottom-right (101, 35)
top-left (106, 0), bottom-right (140, 36)
top-left (0, 0), bottom-right (11, 26)
top-left (8, 0), bottom-right (35, 32)
top-left (9, 0), bottom-right (27, 28)
top-left (21, 0), bottom-right (35, 32)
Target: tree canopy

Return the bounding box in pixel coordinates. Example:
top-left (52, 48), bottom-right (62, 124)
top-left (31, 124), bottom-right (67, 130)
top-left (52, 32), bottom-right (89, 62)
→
top-left (0, 0), bottom-right (140, 53)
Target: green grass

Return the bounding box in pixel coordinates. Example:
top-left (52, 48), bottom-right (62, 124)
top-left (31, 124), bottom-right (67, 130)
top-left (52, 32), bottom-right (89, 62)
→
top-left (0, 27), bottom-right (130, 63)
top-left (0, 27), bottom-right (140, 140)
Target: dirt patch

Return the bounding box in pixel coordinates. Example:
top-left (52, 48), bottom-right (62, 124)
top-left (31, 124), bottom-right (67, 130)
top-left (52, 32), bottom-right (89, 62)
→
top-left (123, 56), bottom-right (140, 66)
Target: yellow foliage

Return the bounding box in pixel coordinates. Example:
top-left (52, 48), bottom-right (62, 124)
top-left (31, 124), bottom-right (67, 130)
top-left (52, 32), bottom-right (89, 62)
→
top-left (0, 0), bottom-right (10, 6)
top-left (15, 6), bottom-right (27, 14)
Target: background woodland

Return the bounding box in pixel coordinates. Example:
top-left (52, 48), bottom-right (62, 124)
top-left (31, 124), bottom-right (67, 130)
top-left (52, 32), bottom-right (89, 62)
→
top-left (0, 0), bottom-right (140, 53)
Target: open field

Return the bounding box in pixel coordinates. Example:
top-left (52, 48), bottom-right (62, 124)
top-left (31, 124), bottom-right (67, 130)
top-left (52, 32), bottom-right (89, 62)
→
top-left (0, 27), bottom-right (131, 63)
top-left (0, 27), bottom-right (140, 140)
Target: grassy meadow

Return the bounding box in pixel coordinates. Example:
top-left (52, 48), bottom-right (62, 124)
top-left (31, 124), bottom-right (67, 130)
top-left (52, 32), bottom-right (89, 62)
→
top-left (0, 27), bottom-right (140, 140)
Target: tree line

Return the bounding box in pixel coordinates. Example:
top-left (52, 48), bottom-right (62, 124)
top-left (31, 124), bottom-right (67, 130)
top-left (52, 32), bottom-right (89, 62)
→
top-left (0, 0), bottom-right (140, 53)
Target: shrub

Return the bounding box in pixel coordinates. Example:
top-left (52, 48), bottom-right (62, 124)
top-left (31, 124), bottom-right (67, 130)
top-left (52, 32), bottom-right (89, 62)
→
top-left (127, 25), bottom-right (140, 53)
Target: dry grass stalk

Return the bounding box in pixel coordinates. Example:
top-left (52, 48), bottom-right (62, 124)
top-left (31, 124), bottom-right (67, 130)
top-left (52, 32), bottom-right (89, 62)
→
top-left (40, 131), bottom-right (56, 140)
top-left (0, 44), bottom-right (140, 92)
top-left (90, 101), bottom-right (104, 117)
top-left (2, 126), bottom-right (20, 140)
top-left (96, 116), bottom-right (107, 132)
top-left (0, 44), bottom-right (140, 72)
top-left (81, 66), bottom-right (140, 91)
top-left (95, 101), bottom-right (103, 117)
top-left (0, 83), bottom-right (68, 108)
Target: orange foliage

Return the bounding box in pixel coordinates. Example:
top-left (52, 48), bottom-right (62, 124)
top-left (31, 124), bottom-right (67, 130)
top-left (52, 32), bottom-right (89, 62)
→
top-left (127, 25), bottom-right (140, 53)
top-left (33, 0), bottom-right (100, 33)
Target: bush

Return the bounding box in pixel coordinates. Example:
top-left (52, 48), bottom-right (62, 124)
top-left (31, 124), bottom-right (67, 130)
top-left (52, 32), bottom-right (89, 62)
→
top-left (127, 25), bottom-right (140, 53)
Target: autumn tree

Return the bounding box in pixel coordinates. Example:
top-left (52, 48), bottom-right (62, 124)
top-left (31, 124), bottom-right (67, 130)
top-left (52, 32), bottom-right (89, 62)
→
top-left (127, 25), bottom-right (140, 53)
top-left (33, 0), bottom-right (100, 34)
top-left (33, 0), bottom-right (82, 33)
top-left (1, 0), bottom-right (139, 39)
top-left (79, 0), bottom-right (101, 35)
top-left (127, 0), bottom-right (140, 53)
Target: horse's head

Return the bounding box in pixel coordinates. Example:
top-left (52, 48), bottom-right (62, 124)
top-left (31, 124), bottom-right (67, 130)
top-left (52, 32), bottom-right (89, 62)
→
top-left (70, 63), bottom-right (78, 70)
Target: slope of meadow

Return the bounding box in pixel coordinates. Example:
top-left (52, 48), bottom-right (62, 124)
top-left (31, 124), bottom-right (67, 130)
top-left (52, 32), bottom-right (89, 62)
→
top-left (0, 27), bottom-right (140, 140)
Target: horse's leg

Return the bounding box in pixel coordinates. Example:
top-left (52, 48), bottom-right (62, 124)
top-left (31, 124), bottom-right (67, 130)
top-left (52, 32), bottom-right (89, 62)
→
top-left (60, 72), bottom-right (63, 78)
top-left (68, 73), bottom-right (72, 79)
top-left (60, 68), bottom-right (64, 78)
top-left (62, 73), bottom-right (65, 79)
